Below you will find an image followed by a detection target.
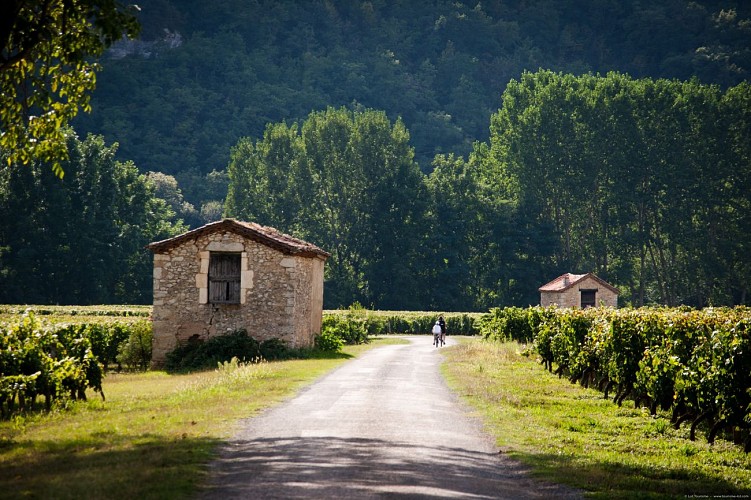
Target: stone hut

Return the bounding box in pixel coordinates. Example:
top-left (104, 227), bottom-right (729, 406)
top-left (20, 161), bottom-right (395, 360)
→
top-left (147, 219), bottom-right (330, 367)
top-left (539, 272), bottom-right (619, 308)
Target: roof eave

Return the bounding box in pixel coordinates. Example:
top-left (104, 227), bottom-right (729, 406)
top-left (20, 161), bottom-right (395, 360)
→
top-left (146, 219), bottom-right (330, 259)
top-left (539, 273), bottom-right (619, 294)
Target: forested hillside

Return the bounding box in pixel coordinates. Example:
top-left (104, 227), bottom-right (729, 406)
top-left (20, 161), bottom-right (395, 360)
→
top-left (2, 0), bottom-right (750, 309)
top-left (72, 0), bottom-right (751, 205)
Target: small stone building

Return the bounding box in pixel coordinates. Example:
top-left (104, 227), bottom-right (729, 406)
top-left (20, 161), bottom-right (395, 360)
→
top-left (539, 272), bottom-right (619, 308)
top-left (147, 219), bottom-right (330, 367)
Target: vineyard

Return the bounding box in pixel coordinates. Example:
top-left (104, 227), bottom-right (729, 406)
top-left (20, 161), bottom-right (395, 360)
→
top-left (5, 302), bottom-right (750, 455)
top-left (479, 306), bottom-right (751, 452)
top-left (0, 305), bottom-right (151, 318)
top-left (324, 307), bottom-right (481, 336)
top-left (0, 304), bottom-right (479, 417)
top-left (0, 307), bottom-right (152, 416)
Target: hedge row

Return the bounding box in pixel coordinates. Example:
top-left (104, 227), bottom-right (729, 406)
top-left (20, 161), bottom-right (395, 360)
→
top-left (479, 306), bottom-right (751, 451)
top-left (0, 312), bottom-right (152, 417)
top-left (323, 309), bottom-right (481, 336)
top-left (0, 305), bottom-right (151, 317)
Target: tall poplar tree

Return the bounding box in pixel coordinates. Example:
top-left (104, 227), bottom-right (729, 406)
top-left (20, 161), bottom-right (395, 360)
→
top-left (488, 70), bottom-right (751, 306)
top-left (0, 133), bottom-right (185, 304)
top-left (226, 107), bottom-right (429, 309)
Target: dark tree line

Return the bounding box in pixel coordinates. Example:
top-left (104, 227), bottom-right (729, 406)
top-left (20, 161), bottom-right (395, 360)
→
top-left (2, 0), bottom-right (751, 309)
top-left (225, 108), bottom-right (431, 309)
top-left (490, 71), bottom-right (751, 307)
top-left (0, 133), bottom-right (185, 305)
top-left (226, 74), bottom-right (751, 310)
top-left (1, 73), bottom-right (749, 309)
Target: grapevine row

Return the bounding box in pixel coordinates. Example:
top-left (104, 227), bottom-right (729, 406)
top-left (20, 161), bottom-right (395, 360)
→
top-left (324, 307), bottom-right (480, 336)
top-left (0, 311), bottom-right (152, 417)
top-left (479, 306), bottom-right (751, 451)
top-left (0, 305), bottom-right (151, 317)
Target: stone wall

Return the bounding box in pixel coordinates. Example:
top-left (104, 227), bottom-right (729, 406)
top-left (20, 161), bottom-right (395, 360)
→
top-left (151, 230), bottom-right (325, 367)
top-left (540, 276), bottom-right (618, 308)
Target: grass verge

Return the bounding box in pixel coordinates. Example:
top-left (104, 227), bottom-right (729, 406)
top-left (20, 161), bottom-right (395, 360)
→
top-left (442, 338), bottom-right (751, 499)
top-left (0, 338), bottom-right (405, 499)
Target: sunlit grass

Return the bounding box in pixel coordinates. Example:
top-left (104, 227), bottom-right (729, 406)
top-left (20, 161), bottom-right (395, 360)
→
top-left (0, 339), bottom-right (402, 499)
top-left (442, 338), bottom-right (751, 498)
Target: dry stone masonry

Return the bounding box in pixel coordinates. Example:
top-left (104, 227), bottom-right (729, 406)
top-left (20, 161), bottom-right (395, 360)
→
top-left (148, 219), bottom-right (328, 367)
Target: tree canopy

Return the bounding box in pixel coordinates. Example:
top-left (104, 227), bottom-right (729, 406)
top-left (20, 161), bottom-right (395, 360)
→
top-left (0, 0), bottom-right (139, 176)
top-left (222, 75), bottom-right (751, 310)
top-left (226, 107), bottom-right (431, 309)
top-left (0, 132), bottom-right (185, 304)
top-left (1, 2), bottom-right (750, 309)
top-left (488, 71), bottom-right (751, 306)
top-left (71, 0), bottom-right (751, 203)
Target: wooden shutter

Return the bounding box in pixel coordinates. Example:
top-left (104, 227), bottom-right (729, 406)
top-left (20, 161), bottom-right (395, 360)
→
top-left (580, 289), bottom-right (597, 308)
top-left (209, 253), bottom-right (241, 304)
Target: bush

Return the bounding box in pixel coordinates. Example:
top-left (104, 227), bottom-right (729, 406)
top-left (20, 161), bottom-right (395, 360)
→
top-left (314, 331), bottom-right (344, 352)
top-left (259, 338), bottom-right (289, 360)
top-left (116, 321), bottom-right (153, 371)
top-left (164, 330), bottom-right (261, 372)
top-left (321, 313), bottom-right (369, 345)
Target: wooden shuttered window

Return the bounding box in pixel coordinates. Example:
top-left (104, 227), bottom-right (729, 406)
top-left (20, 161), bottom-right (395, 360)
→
top-left (209, 253), bottom-right (241, 304)
top-left (580, 289), bottom-right (597, 308)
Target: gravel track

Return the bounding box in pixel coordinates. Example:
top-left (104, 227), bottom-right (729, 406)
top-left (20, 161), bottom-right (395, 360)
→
top-left (200, 336), bottom-right (581, 499)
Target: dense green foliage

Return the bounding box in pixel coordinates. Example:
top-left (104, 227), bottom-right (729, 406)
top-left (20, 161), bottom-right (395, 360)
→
top-left (0, 313), bottom-right (100, 415)
top-left (225, 107), bottom-right (430, 308)
top-left (222, 104), bottom-right (548, 309)
top-left (445, 340), bottom-right (751, 495)
top-left (0, 133), bottom-right (186, 305)
top-left (0, 305), bottom-right (151, 317)
top-left (163, 329), bottom-right (337, 371)
top-left (321, 306), bottom-right (370, 345)
top-left (491, 71), bottom-right (751, 306)
top-left (2, 2), bottom-right (750, 310)
top-left (72, 0), bottom-right (751, 199)
top-left (115, 320), bottom-right (153, 371)
top-left (0, 0), bottom-right (139, 175)
top-left (224, 74), bottom-right (751, 309)
top-left (164, 329), bottom-right (262, 372)
top-left (313, 330), bottom-right (344, 353)
top-left (325, 308), bottom-right (480, 336)
top-left (481, 306), bottom-right (751, 451)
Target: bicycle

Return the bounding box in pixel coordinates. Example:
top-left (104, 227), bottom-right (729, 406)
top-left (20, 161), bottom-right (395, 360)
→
top-left (433, 331), bottom-right (442, 347)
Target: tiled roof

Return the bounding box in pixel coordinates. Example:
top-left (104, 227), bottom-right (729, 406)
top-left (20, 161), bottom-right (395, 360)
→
top-left (538, 272), bottom-right (619, 294)
top-left (147, 219), bottom-right (330, 259)
top-left (538, 273), bottom-right (587, 292)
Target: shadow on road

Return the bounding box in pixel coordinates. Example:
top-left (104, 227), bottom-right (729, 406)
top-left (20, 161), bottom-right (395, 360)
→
top-left (202, 436), bottom-right (580, 499)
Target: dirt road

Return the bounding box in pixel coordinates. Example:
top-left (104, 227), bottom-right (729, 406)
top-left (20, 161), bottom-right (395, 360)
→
top-left (200, 337), bottom-right (580, 499)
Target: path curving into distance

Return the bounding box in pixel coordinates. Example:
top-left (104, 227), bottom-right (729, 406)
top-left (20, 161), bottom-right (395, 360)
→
top-left (200, 336), bottom-right (581, 499)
